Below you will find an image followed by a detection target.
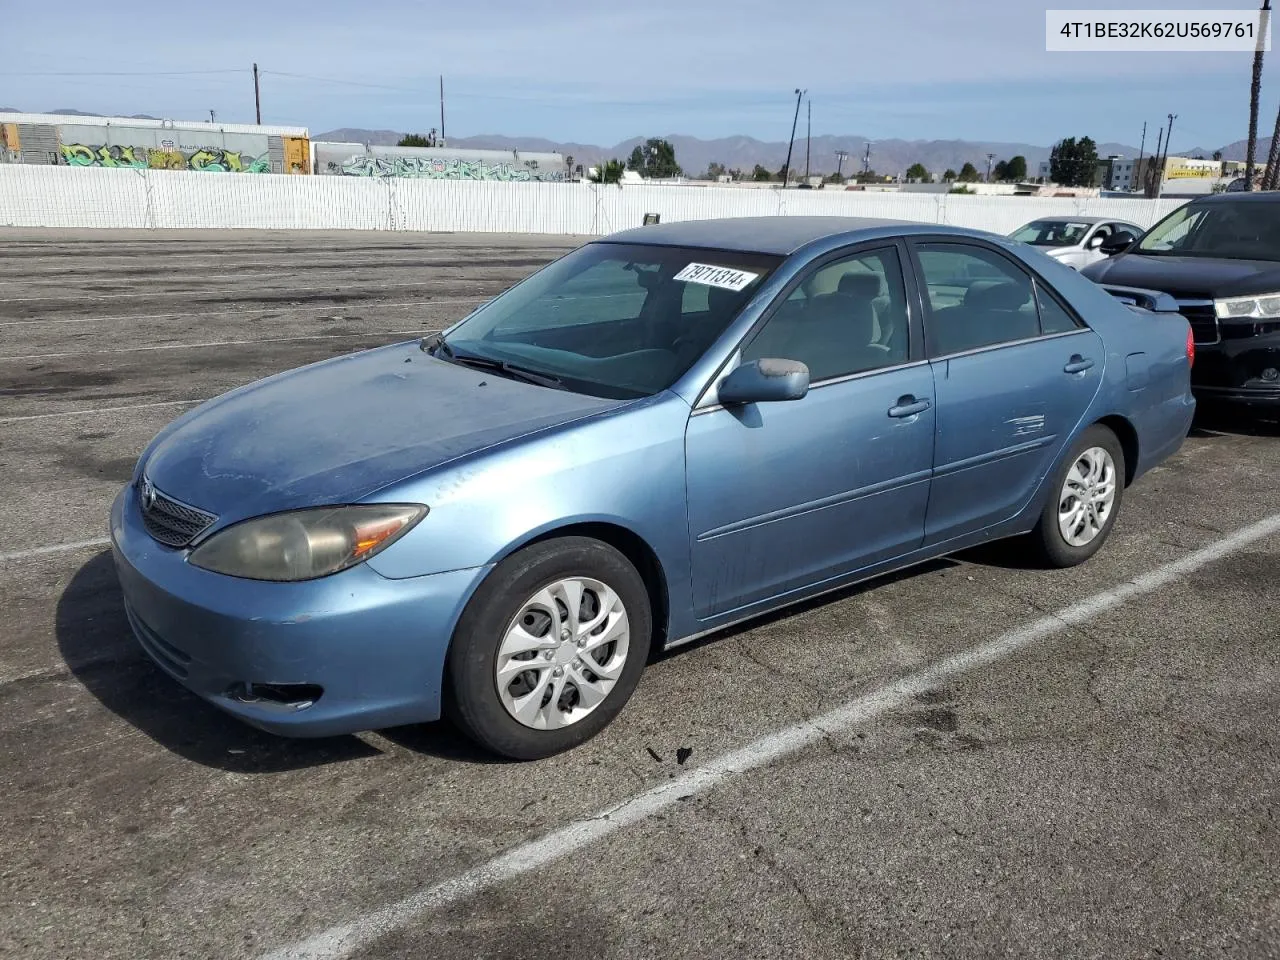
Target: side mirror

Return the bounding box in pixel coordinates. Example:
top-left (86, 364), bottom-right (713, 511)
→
top-left (717, 358), bottom-right (810, 405)
top-left (1099, 231), bottom-right (1137, 256)
top-left (1085, 233), bottom-right (1106, 250)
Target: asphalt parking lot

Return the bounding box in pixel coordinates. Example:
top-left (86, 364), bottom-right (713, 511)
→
top-left (2, 228), bottom-right (1280, 960)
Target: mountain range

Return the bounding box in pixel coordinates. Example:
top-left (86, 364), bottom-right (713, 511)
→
top-left (2, 108), bottom-right (1269, 176)
top-left (314, 129), bottom-right (1273, 178)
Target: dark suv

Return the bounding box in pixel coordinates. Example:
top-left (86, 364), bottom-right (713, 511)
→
top-left (1082, 192), bottom-right (1280, 411)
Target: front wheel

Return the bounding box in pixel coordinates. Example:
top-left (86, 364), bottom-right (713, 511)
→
top-left (1027, 425), bottom-right (1125, 568)
top-left (444, 537), bottom-right (652, 760)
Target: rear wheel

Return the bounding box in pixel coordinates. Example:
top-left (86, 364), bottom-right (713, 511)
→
top-left (1027, 425), bottom-right (1125, 568)
top-left (444, 537), bottom-right (651, 760)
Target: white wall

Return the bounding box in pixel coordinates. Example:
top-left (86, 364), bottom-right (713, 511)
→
top-left (0, 163), bottom-right (1187, 235)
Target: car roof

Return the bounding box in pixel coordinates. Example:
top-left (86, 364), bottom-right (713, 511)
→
top-left (1020, 215), bottom-right (1113, 224)
top-left (598, 216), bottom-right (923, 256)
top-left (1193, 191), bottom-right (1280, 204)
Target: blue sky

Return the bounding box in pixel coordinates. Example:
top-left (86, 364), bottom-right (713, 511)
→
top-left (5, 0), bottom-right (1276, 150)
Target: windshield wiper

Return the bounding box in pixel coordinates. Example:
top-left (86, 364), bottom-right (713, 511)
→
top-left (425, 337), bottom-right (566, 390)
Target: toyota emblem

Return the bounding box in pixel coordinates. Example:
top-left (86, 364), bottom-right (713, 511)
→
top-left (140, 476), bottom-right (156, 510)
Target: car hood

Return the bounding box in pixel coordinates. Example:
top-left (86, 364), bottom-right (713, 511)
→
top-left (1083, 253), bottom-right (1280, 298)
top-left (141, 341), bottom-right (626, 522)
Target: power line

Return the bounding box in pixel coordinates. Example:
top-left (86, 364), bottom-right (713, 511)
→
top-left (0, 69), bottom-right (246, 77)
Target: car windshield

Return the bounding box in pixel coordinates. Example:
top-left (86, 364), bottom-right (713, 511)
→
top-left (1137, 202), bottom-right (1280, 261)
top-left (436, 242), bottom-right (781, 399)
top-left (1009, 220), bottom-right (1091, 247)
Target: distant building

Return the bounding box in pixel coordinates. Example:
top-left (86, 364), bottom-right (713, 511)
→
top-left (1095, 155), bottom-right (1137, 191)
top-left (313, 142), bottom-right (566, 181)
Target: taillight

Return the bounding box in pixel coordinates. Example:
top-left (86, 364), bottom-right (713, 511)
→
top-left (1186, 326), bottom-right (1195, 368)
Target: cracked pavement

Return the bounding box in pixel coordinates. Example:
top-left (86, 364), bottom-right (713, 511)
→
top-left (2, 230), bottom-right (1279, 960)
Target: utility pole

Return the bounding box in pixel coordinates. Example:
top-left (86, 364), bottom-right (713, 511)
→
top-left (209, 109), bottom-right (216, 124)
top-left (985, 152), bottom-right (996, 181)
top-left (253, 63), bottom-right (261, 124)
top-left (781, 88), bottom-right (804, 188)
top-left (439, 75), bottom-right (446, 145)
top-left (1156, 113), bottom-right (1177, 199)
top-left (804, 98), bottom-right (811, 181)
top-left (862, 142), bottom-right (871, 175)
top-left (834, 149), bottom-right (849, 180)
top-left (1134, 121), bottom-right (1146, 193)
top-left (1147, 125), bottom-right (1164, 197)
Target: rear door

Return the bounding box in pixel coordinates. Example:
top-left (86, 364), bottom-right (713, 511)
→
top-left (908, 239), bottom-right (1104, 545)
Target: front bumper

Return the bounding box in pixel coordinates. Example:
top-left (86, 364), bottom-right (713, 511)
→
top-left (1192, 329), bottom-right (1280, 409)
top-left (109, 485), bottom-right (490, 738)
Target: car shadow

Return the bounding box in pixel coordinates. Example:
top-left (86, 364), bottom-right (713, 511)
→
top-left (655, 556), bottom-right (961, 660)
top-left (1188, 403), bottom-right (1280, 439)
top-left (56, 550), bottom-right (381, 773)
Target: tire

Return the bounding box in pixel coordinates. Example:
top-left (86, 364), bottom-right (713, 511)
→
top-left (444, 537), bottom-right (652, 760)
top-left (1027, 424), bottom-right (1126, 568)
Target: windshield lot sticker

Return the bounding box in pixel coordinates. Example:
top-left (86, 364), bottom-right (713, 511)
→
top-left (674, 263), bottom-right (760, 291)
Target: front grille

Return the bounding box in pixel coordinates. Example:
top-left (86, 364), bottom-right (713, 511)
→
top-left (137, 477), bottom-right (217, 548)
top-left (1176, 299), bottom-right (1220, 345)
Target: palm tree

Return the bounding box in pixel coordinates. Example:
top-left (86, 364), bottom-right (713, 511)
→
top-left (1262, 114), bottom-right (1280, 189)
top-left (1244, 0), bottom-right (1271, 190)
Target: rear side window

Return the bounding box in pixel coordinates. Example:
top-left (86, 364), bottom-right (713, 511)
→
top-left (915, 242), bottom-right (1082, 355)
top-left (1036, 283), bottom-right (1083, 335)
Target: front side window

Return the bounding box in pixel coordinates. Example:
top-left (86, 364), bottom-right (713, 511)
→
top-left (916, 243), bottom-right (1047, 354)
top-left (440, 243), bottom-right (780, 399)
top-left (741, 247), bottom-right (910, 382)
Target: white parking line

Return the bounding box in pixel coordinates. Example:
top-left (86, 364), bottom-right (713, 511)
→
top-left (0, 330), bottom-right (434, 362)
top-left (0, 537), bottom-right (111, 563)
top-left (0, 297), bottom-right (484, 327)
top-left (0, 399), bottom-right (204, 425)
top-left (260, 510), bottom-right (1280, 960)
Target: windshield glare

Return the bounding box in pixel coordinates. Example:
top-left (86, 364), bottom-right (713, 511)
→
top-left (1010, 220), bottom-right (1091, 247)
top-left (439, 242), bottom-right (780, 399)
top-left (1137, 202), bottom-right (1280, 261)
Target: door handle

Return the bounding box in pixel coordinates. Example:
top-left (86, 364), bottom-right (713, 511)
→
top-left (1064, 355), bottom-right (1095, 374)
top-left (888, 395), bottom-right (931, 418)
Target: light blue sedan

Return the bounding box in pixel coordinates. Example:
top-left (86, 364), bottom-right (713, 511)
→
top-left (110, 217), bottom-right (1196, 759)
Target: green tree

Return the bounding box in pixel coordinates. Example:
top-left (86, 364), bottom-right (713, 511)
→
top-left (992, 160), bottom-right (1010, 181)
top-left (958, 162), bottom-right (980, 182)
top-left (1048, 136), bottom-right (1099, 186)
top-left (854, 169), bottom-right (880, 183)
top-left (1212, 150), bottom-right (1224, 161)
top-left (640, 138), bottom-right (681, 178)
top-left (728, 167), bottom-right (744, 180)
top-left (704, 161), bottom-right (727, 180)
top-left (589, 158), bottom-right (627, 185)
top-left (627, 146), bottom-right (645, 172)
top-left (825, 171), bottom-right (845, 184)
top-left (1006, 155), bottom-right (1027, 180)
top-left (397, 132), bottom-right (436, 148)
top-left (752, 164), bottom-right (773, 181)
top-left (942, 168), bottom-right (957, 181)
top-left (905, 162), bottom-right (930, 182)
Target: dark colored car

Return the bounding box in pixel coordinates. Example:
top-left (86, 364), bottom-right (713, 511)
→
top-left (1082, 193), bottom-right (1280, 410)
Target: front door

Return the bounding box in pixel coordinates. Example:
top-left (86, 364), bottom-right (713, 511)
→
top-left (909, 240), bottom-right (1104, 544)
top-left (685, 244), bottom-right (935, 619)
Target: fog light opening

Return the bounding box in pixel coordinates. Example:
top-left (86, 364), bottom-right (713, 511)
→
top-left (1261, 367), bottom-right (1279, 383)
top-left (231, 682), bottom-right (323, 711)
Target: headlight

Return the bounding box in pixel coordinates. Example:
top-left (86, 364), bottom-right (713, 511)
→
top-left (1214, 292), bottom-right (1280, 319)
top-left (188, 504), bottom-right (427, 581)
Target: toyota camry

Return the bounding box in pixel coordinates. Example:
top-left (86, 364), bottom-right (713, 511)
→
top-left (111, 217), bottom-right (1196, 759)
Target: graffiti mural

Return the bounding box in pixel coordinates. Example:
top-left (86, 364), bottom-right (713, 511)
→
top-left (59, 143), bottom-right (271, 173)
top-left (334, 155), bottom-right (565, 182)
top-left (60, 144), bottom-right (147, 169)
